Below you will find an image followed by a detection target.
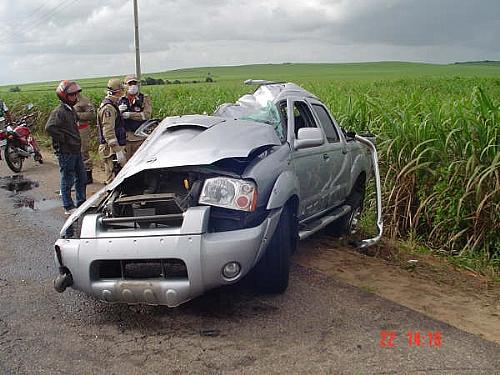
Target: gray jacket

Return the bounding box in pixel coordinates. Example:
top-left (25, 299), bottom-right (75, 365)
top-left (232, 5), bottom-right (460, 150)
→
top-left (45, 103), bottom-right (81, 155)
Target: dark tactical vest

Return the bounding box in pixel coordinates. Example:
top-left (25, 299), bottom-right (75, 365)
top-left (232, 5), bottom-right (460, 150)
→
top-left (118, 93), bottom-right (146, 132)
top-left (97, 99), bottom-right (126, 146)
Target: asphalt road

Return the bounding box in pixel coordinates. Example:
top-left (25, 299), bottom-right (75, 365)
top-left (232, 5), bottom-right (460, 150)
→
top-left (0, 159), bottom-right (499, 374)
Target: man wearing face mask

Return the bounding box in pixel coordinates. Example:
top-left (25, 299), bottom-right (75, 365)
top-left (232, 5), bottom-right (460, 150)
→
top-left (97, 79), bottom-right (127, 184)
top-left (45, 80), bottom-right (87, 215)
top-left (118, 75), bottom-right (152, 158)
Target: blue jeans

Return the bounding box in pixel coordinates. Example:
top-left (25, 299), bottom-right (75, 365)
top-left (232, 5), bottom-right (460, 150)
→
top-left (57, 153), bottom-right (87, 210)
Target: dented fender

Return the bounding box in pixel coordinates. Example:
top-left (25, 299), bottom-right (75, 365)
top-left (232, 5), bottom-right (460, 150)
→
top-left (266, 170), bottom-right (299, 210)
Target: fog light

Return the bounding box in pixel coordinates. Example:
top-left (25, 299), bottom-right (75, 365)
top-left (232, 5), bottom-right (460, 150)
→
top-left (222, 262), bottom-right (241, 279)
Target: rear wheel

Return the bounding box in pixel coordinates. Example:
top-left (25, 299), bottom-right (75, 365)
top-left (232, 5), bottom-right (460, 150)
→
top-left (4, 144), bottom-right (24, 173)
top-left (329, 180), bottom-right (365, 237)
top-left (254, 204), bottom-right (294, 294)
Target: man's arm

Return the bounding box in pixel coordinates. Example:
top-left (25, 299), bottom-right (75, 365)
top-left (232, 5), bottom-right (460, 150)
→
top-left (128, 95), bottom-right (152, 121)
top-left (75, 97), bottom-right (96, 123)
top-left (45, 110), bottom-right (65, 142)
top-left (45, 109), bottom-right (66, 153)
top-left (100, 105), bottom-right (120, 150)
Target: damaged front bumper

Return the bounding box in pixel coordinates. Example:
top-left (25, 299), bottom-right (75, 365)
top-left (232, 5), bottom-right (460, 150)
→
top-left (54, 206), bottom-right (281, 307)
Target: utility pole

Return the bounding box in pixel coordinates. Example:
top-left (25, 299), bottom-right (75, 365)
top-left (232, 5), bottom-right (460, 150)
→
top-left (133, 0), bottom-right (141, 80)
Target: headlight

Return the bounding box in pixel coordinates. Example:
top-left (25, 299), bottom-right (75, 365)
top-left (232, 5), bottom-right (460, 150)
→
top-left (199, 177), bottom-right (257, 212)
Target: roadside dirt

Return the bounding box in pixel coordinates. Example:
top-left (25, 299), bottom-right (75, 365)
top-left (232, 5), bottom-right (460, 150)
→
top-left (11, 150), bottom-right (500, 345)
top-left (294, 236), bottom-right (500, 344)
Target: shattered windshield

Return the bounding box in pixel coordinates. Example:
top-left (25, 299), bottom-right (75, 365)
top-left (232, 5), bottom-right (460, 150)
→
top-left (214, 85), bottom-right (285, 141)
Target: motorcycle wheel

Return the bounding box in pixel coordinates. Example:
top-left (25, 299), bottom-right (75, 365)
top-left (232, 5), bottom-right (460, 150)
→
top-left (4, 144), bottom-right (24, 173)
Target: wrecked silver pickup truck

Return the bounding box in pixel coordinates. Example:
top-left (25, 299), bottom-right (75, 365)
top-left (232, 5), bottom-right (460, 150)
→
top-left (53, 81), bottom-right (382, 307)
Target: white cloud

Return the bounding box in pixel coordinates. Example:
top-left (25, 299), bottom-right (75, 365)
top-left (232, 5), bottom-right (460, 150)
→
top-left (0, 0), bottom-right (498, 84)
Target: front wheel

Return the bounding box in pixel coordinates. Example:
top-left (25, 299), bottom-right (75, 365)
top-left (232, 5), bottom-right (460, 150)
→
top-left (4, 144), bottom-right (24, 173)
top-left (254, 205), bottom-right (294, 294)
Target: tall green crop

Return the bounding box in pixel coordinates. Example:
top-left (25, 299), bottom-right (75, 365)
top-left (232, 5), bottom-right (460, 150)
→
top-left (2, 73), bottom-right (498, 269)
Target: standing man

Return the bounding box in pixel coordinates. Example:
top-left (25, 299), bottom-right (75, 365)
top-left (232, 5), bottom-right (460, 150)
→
top-left (74, 93), bottom-right (96, 184)
top-left (45, 80), bottom-right (87, 215)
top-left (118, 74), bottom-right (152, 158)
top-left (97, 79), bottom-right (127, 184)
top-left (0, 98), bottom-right (12, 126)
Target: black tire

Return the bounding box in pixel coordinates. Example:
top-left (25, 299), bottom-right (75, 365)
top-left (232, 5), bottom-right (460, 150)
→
top-left (329, 181), bottom-right (365, 237)
top-left (254, 205), bottom-right (293, 294)
top-left (4, 144), bottom-right (23, 173)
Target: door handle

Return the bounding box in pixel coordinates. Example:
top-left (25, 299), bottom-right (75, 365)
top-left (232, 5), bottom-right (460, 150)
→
top-left (323, 153), bottom-right (330, 161)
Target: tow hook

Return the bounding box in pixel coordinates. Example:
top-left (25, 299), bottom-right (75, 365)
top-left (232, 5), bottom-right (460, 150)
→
top-left (54, 266), bottom-right (73, 293)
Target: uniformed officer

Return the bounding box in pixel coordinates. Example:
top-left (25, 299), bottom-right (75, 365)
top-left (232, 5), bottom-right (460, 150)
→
top-left (74, 93), bottom-right (96, 184)
top-left (97, 79), bottom-right (127, 184)
top-left (118, 74), bottom-right (152, 158)
top-left (0, 98), bottom-right (12, 126)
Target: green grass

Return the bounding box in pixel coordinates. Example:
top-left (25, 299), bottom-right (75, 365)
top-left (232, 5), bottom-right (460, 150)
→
top-left (2, 61), bottom-right (500, 93)
top-left (1, 62), bottom-right (499, 274)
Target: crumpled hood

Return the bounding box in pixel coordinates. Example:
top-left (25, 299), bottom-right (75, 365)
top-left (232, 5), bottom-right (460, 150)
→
top-left (108, 114), bottom-right (281, 189)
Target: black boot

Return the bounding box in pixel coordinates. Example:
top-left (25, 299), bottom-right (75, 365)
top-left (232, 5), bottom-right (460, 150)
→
top-left (86, 170), bottom-right (93, 184)
top-left (34, 151), bottom-right (43, 164)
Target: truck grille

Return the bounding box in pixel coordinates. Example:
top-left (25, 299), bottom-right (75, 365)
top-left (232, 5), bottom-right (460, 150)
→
top-left (90, 259), bottom-right (188, 280)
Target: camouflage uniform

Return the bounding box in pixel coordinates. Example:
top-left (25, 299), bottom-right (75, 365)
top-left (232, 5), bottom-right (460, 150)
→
top-left (97, 79), bottom-right (127, 184)
top-left (119, 75), bottom-right (152, 157)
top-left (74, 95), bottom-right (95, 183)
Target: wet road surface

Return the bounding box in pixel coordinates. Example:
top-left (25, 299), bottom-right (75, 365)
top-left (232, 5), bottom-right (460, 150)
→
top-left (0, 160), bottom-right (499, 374)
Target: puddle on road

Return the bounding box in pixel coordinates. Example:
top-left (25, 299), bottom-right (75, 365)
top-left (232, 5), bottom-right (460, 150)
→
top-left (14, 197), bottom-right (35, 209)
top-left (0, 175), bottom-right (39, 192)
top-left (0, 175), bottom-right (60, 211)
top-left (36, 198), bottom-right (61, 210)
top-left (13, 197), bottom-right (61, 211)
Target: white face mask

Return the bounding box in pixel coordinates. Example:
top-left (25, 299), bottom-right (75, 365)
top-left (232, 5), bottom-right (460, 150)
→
top-left (127, 85), bottom-right (139, 95)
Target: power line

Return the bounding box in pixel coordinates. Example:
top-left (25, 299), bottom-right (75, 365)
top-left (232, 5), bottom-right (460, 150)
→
top-left (1, 0), bottom-right (66, 37)
top-left (27, 0), bottom-right (80, 33)
top-left (0, 3), bottom-right (47, 23)
top-left (0, 0), bottom-right (80, 45)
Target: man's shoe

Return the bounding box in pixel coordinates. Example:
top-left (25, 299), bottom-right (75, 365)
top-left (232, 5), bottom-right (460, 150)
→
top-left (34, 152), bottom-right (43, 164)
top-left (86, 170), bottom-right (93, 184)
top-left (64, 208), bottom-right (76, 215)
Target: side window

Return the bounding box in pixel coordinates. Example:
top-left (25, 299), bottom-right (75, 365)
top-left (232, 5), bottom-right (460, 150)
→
top-left (293, 101), bottom-right (317, 138)
top-left (311, 104), bottom-right (340, 143)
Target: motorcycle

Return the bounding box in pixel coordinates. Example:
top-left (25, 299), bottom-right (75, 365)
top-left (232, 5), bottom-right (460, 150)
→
top-left (0, 106), bottom-right (43, 173)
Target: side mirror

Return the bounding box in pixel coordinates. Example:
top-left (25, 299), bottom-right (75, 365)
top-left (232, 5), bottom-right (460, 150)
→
top-left (342, 129), bottom-right (356, 142)
top-left (294, 128), bottom-right (324, 150)
top-left (134, 119), bottom-right (160, 138)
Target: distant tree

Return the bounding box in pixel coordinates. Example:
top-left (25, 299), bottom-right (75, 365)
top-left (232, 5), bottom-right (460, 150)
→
top-left (157, 78), bottom-right (165, 85)
top-left (165, 79), bottom-right (171, 85)
top-left (9, 86), bottom-right (21, 92)
top-left (173, 79), bottom-right (181, 84)
top-left (205, 76), bottom-right (213, 83)
top-left (144, 77), bottom-right (157, 85)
